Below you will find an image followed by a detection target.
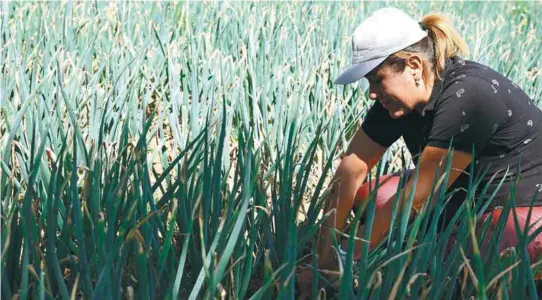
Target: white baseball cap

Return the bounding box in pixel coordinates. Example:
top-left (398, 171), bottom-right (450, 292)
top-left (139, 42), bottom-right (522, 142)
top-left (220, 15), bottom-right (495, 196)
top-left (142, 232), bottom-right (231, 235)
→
top-left (334, 7), bottom-right (427, 85)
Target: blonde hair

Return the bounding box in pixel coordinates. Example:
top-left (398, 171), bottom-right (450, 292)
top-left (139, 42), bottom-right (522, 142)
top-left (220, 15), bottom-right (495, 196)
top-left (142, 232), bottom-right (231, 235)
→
top-left (382, 13), bottom-right (469, 84)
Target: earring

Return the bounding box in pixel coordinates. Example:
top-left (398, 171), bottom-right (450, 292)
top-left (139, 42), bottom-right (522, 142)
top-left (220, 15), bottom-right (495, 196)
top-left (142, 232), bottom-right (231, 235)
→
top-left (415, 77), bottom-right (420, 87)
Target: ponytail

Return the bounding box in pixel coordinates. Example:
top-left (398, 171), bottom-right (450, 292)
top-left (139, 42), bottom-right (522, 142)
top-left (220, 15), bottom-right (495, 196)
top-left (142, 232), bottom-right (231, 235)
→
top-left (383, 13), bottom-right (469, 84)
top-left (420, 13), bottom-right (469, 73)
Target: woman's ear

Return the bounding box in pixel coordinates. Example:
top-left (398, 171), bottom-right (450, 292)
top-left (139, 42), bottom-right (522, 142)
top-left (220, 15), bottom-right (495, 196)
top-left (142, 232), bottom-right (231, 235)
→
top-left (405, 55), bottom-right (423, 73)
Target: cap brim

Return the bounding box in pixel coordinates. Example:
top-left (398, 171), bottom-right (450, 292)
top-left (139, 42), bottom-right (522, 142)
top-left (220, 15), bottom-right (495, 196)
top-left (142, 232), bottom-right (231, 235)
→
top-left (334, 56), bottom-right (387, 85)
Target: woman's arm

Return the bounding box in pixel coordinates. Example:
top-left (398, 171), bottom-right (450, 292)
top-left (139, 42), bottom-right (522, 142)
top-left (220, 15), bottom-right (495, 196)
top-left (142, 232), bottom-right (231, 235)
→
top-left (316, 128), bottom-right (387, 268)
top-left (364, 146), bottom-right (472, 250)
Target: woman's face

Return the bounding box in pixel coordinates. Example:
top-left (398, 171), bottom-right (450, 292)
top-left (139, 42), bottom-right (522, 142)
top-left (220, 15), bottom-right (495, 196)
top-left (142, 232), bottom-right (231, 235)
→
top-left (365, 63), bottom-right (421, 119)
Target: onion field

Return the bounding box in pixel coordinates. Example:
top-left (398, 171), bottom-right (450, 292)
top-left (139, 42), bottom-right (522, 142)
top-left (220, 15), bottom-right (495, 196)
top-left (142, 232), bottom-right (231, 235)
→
top-left (1, 1), bottom-right (541, 299)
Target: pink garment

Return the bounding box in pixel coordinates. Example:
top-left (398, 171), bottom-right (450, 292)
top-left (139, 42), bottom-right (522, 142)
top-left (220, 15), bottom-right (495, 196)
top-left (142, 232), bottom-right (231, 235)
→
top-left (355, 173), bottom-right (403, 211)
top-left (455, 207), bottom-right (542, 262)
top-left (355, 173), bottom-right (542, 262)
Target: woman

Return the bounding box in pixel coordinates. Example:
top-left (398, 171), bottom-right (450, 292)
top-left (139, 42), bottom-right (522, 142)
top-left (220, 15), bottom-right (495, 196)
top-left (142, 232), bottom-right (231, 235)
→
top-left (298, 7), bottom-right (542, 295)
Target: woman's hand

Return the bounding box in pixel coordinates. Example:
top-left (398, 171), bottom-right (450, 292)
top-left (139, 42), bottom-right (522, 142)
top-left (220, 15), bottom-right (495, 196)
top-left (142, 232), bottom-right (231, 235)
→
top-left (297, 268), bottom-right (316, 299)
top-left (298, 226), bottom-right (371, 298)
top-left (341, 224), bottom-right (369, 262)
top-left (297, 267), bottom-right (342, 299)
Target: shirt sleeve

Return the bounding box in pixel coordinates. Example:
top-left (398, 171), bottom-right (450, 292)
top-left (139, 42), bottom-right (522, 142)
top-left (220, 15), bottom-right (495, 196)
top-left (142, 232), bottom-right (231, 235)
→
top-left (361, 101), bottom-right (403, 147)
top-left (426, 76), bottom-right (509, 155)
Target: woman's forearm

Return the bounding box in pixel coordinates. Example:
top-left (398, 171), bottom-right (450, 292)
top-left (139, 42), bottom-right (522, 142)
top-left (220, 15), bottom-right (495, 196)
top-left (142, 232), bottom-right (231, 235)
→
top-left (367, 199), bottom-right (395, 249)
top-left (317, 168), bottom-right (367, 268)
top-left (367, 176), bottom-right (428, 249)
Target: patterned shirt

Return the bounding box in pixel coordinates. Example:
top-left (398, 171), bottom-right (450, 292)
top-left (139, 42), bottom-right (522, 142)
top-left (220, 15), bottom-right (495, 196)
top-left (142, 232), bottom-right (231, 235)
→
top-left (362, 56), bottom-right (542, 224)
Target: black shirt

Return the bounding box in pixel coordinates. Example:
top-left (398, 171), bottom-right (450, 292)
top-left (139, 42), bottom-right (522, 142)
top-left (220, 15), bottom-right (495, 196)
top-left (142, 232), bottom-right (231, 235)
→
top-left (362, 57), bottom-right (542, 224)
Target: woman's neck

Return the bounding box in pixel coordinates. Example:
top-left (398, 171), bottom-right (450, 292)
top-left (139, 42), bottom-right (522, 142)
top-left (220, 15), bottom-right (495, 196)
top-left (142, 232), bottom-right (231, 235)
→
top-left (415, 71), bottom-right (436, 114)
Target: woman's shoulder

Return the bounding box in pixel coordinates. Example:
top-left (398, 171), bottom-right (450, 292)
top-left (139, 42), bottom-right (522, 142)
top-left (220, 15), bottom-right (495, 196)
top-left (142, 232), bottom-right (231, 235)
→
top-left (431, 57), bottom-right (542, 152)
top-left (443, 57), bottom-right (505, 86)
top-left (434, 68), bottom-right (502, 111)
top-left (437, 58), bottom-right (536, 107)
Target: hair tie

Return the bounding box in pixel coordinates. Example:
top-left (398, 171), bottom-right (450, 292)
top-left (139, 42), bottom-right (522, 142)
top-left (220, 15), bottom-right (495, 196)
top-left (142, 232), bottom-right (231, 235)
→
top-left (419, 22), bottom-right (427, 31)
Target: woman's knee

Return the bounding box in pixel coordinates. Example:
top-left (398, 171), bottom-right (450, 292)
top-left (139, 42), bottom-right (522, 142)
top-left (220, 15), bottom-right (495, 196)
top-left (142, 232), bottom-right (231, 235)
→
top-left (479, 207), bottom-right (542, 262)
top-left (354, 172), bottom-right (406, 210)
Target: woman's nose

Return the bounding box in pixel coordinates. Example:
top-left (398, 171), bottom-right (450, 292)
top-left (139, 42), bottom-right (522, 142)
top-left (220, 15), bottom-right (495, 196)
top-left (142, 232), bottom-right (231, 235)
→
top-left (368, 84), bottom-right (379, 101)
